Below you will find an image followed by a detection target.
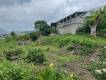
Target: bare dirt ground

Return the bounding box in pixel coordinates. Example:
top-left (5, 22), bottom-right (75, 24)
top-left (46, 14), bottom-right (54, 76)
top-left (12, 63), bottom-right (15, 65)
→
top-left (49, 48), bottom-right (99, 80)
top-left (66, 52), bottom-right (99, 80)
top-left (67, 62), bottom-right (96, 80)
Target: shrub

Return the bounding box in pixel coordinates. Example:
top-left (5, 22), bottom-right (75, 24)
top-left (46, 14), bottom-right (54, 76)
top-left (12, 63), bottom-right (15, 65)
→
top-left (76, 24), bottom-right (90, 35)
top-left (10, 31), bottom-right (16, 37)
top-left (38, 64), bottom-right (80, 80)
top-left (26, 48), bottom-right (46, 64)
top-left (94, 71), bottom-right (106, 80)
top-left (29, 32), bottom-right (40, 41)
top-left (3, 48), bottom-right (23, 61)
top-left (99, 48), bottom-right (106, 63)
top-left (38, 35), bottom-right (106, 47)
top-left (67, 44), bottom-right (94, 55)
top-left (17, 34), bottom-right (30, 41)
top-left (0, 61), bottom-right (36, 80)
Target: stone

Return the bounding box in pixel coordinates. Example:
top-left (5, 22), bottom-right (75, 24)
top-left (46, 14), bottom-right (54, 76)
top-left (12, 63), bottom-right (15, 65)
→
top-left (104, 46), bottom-right (106, 49)
top-left (95, 68), bottom-right (106, 74)
top-left (95, 70), bottom-right (102, 74)
top-left (103, 68), bottom-right (106, 73)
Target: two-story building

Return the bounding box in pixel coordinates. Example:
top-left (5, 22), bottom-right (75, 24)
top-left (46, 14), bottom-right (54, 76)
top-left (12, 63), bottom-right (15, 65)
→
top-left (51, 5), bottom-right (105, 34)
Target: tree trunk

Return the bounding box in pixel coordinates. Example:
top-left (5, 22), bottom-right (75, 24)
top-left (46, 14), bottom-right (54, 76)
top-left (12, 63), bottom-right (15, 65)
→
top-left (90, 24), bottom-right (97, 37)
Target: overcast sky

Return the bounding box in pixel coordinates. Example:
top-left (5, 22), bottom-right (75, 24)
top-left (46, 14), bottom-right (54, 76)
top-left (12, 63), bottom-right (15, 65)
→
top-left (0, 0), bottom-right (106, 32)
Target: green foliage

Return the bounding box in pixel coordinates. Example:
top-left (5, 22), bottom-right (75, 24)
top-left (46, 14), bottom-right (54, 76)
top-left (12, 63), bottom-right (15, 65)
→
top-left (26, 48), bottom-right (46, 64)
top-left (88, 48), bottom-right (106, 80)
top-left (39, 35), bottom-right (106, 48)
top-left (3, 48), bottom-right (23, 61)
top-left (38, 66), bottom-right (80, 80)
top-left (99, 48), bottom-right (106, 63)
top-left (29, 32), bottom-right (40, 41)
top-left (10, 31), bottom-right (16, 37)
top-left (56, 54), bottom-right (82, 64)
top-left (0, 34), bottom-right (106, 80)
top-left (77, 7), bottom-right (106, 36)
top-left (97, 14), bottom-right (106, 37)
top-left (35, 20), bottom-right (52, 36)
top-left (16, 32), bottom-right (40, 41)
top-left (95, 72), bottom-right (106, 80)
top-left (86, 11), bottom-right (101, 25)
top-left (67, 44), bottom-right (94, 55)
top-left (17, 34), bottom-right (30, 41)
top-left (97, 14), bottom-right (106, 31)
top-left (0, 61), bottom-right (36, 80)
top-left (0, 39), bottom-right (16, 53)
top-left (0, 60), bottom-right (80, 80)
top-left (76, 23), bottom-right (90, 34)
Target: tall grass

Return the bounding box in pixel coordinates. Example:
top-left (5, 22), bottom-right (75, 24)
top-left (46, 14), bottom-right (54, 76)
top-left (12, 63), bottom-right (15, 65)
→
top-left (38, 34), bottom-right (106, 47)
top-left (0, 39), bottom-right (16, 53)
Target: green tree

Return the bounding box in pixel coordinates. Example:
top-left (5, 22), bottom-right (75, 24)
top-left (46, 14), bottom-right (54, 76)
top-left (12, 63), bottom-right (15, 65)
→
top-left (29, 32), bottom-right (40, 41)
top-left (86, 6), bottom-right (106, 37)
top-left (10, 31), bottom-right (16, 37)
top-left (97, 11), bottom-right (106, 35)
top-left (35, 20), bottom-right (51, 36)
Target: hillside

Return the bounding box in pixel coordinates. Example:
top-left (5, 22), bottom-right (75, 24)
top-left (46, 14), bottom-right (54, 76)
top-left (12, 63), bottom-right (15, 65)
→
top-left (0, 34), bottom-right (106, 80)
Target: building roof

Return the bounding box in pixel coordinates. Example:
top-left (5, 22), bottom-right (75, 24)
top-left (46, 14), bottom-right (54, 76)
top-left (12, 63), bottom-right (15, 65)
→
top-left (51, 5), bottom-right (106, 25)
top-left (54, 11), bottom-right (87, 24)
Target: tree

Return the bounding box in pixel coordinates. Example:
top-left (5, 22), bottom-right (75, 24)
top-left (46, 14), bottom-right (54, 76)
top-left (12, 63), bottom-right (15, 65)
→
top-left (86, 11), bottom-right (100, 37)
top-left (86, 6), bottom-right (106, 37)
top-left (35, 20), bottom-right (52, 36)
top-left (29, 32), bottom-right (40, 41)
top-left (10, 31), bottom-right (16, 37)
top-left (97, 11), bottom-right (106, 33)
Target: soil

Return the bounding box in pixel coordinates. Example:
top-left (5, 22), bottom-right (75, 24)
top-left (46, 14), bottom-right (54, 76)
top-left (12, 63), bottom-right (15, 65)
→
top-left (66, 51), bottom-right (99, 80)
top-left (67, 62), bottom-right (96, 80)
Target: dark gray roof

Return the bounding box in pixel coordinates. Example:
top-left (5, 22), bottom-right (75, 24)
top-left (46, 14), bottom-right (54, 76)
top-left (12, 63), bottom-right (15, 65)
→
top-left (55, 11), bottom-right (87, 24)
top-left (51, 5), bottom-right (106, 25)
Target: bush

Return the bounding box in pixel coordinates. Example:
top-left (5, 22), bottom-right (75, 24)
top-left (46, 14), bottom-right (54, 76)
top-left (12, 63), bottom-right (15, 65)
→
top-left (94, 71), bottom-right (106, 80)
top-left (0, 61), bottom-right (36, 80)
top-left (67, 44), bottom-right (94, 55)
top-left (17, 34), bottom-right (30, 41)
top-left (76, 24), bottom-right (90, 35)
top-left (38, 64), bottom-right (80, 80)
top-left (26, 48), bottom-right (46, 64)
top-left (3, 48), bottom-right (23, 61)
top-left (10, 31), bottom-right (16, 37)
top-left (99, 48), bottom-right (106, 63)
top-left (29, 32), bottom-right (40, 41)
top-left (38, 35), bottom-right (106, 47)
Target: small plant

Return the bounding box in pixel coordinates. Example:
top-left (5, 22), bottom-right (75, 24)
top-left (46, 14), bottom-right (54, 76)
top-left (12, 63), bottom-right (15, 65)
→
top-left (99, 48), bottom-right (106, 64)
top-left (38, 63), bottom-right (80, 80)
top-left (67, 44), bottom-right (94, 55)
top-left (3, 48), bottom-right (23, 61)
top-left (94, 71), bottom-right (106, 80)
top-left (26, 48), bottom-right (46, 64)
top-left (0, 61), bottom-right (36, 80)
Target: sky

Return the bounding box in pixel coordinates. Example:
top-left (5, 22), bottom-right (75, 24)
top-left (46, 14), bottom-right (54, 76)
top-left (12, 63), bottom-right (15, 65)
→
top-left (0, 0), bottom-right (106, 32)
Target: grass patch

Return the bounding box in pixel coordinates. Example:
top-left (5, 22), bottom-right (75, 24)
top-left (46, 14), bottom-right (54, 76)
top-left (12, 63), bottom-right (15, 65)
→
top-left (38, 34), bottom-right (106, 47)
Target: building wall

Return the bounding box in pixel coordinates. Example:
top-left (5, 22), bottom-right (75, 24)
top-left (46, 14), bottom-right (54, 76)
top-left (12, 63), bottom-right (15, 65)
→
top-left (58, 23), bottom-right (83, 34)
top-left (57, 16), bottom-right (85, 34)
